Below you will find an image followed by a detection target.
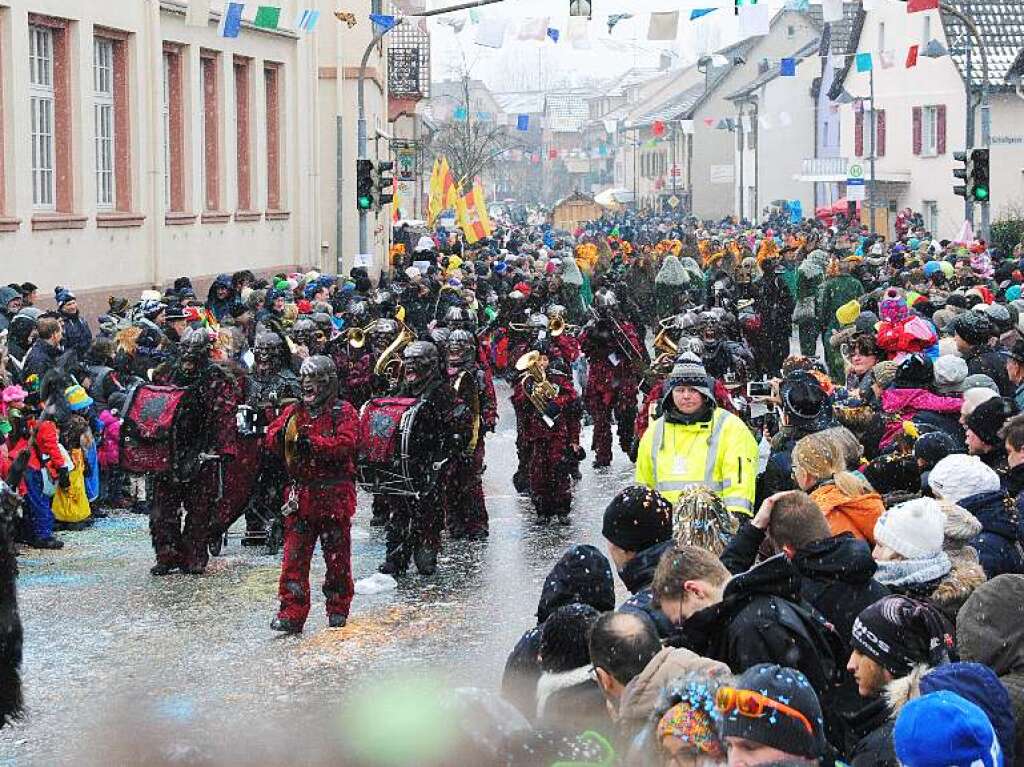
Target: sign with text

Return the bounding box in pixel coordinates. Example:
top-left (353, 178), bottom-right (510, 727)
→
top-left (388, 48), bottom-right (421, 97)
top-left (710, 164), bottom-right (735, 184)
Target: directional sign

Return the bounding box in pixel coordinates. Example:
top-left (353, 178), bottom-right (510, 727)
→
top-left (667, 195), bottom-right (681, 208)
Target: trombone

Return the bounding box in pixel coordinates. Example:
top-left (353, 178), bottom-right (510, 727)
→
top-left (346, 322), bottom-right (375, 349)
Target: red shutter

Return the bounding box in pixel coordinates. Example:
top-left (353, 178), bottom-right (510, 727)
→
top-left (937, 104), bottom-right (947, 154)
top-left (912, 106), bottom-right (922, 155)
top-left (876, 110), bottom-right (886, 157)
top-left (855, 111), bottom-right (864, 157)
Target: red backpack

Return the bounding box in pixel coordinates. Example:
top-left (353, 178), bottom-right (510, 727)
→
top-left (120, 384), bottom-right (203, 482)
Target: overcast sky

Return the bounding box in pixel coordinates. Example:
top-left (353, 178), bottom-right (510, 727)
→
top-left (424, 0), bottom-right (787, 92)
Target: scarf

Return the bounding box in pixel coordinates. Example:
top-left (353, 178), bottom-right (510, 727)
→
top-left (874, 551), bottom-right (952, 589)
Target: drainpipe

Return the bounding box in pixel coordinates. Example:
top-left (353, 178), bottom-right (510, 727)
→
top-left (145, 0), bottom-right (162, 285)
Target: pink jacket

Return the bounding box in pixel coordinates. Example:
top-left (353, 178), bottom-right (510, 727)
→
top-left (97, 410), bottom-right (121, 469)
top-left (880, 388), bottom-right (963, 448)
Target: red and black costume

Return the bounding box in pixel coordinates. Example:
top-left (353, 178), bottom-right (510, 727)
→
top-left (580, 294), bottom-right (640, 467)
top-left (266, 355), bottom-right (359, 633)
top-left (150, 330), bottom-right (241, 575)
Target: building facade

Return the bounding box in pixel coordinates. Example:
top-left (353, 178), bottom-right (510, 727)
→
top-left (0, 0), bottom-right (320, 303)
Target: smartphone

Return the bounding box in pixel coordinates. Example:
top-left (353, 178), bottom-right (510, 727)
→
top-left (747, 380), bottom-right (772, 398)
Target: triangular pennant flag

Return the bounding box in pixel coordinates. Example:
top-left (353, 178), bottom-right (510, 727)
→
top-left (784, 0), bottom-right (809, 9)
top-left (546, 27), bottom-right (560, 42)
top-left (647, 11), bottom-right (679, 41)
top-left (469, 8), bottom-right (480, 23)
top-left (517, 17), bottom-right (549, 41)
top-left (907, 0), bottom-right (939, 12)
top-left (711, 54), bottom-right (729, 67)
top-left (335, 11), bottom-right (357, 27)
top-left (738, 4), bottom-right (770, 36)
top-left (780, 58), bottom-right (796, 76)
top-left (906, 44), bottom-right (919, 68)
top-left (453, 106), bottom-right (469, 121)
top-left (652, 120), bottom-right (666, 137)
top-left (474, 18), bottom-right (507, 48)
top-left (186, 0), bottom-right (212, 27)
top-left (370, 13), bottom-right (398, 33)
top-left (517, 114), bottom-right (530, 131)
top-left (602, 119), bottom-right (617, 134)
top-left (218, 2), bottom-right (245, 38)
top-left (690, 8), bottom-right (716, 20)
top-left (253, 5), bottom-right (281, 29)
top-left (703, 117), bottom-right (715, 127)
top-left (607, 13), bottom-right (632, 33)
top-left (879, 50), bottom-right (895, 69)
top-left (855, 52), bottom-right (873, 72)
top-left (822, 0), bottom-right (843, 23)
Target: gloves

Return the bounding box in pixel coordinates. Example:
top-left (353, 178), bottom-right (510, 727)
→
top-left (57, 468), bottom-right (71, 491)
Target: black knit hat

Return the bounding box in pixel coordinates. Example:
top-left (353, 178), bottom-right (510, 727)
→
top-left (965, 396), bottom-right (1019, 447)
top-left (602, 486), bottom-right (673, 553)
top-left (893, 354), bottom-right (934, 390)
top-left (779, 371), bottom-right (830, 429)
top-left (913, 430), bottom-right (959, 467)
top-left (952, 312), bottom-right (993, 346)
top-left (852, 596), bottom-right (954, 677)
top-left (718, 664), bottom-right (826, 759)
top-left (535, 544), bottom-right (616, 622)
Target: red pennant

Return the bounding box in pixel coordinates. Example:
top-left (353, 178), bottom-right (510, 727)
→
top-left (548, 147), bottom-right (558, 159)
top-left (652, 120), bottom-right (666, 137)
top-left (703, 117), bottom-right (715, 127)
top-left (905, 44), bottom-right (919, 68)
top-left (906, 0), bottom-right (938, 12)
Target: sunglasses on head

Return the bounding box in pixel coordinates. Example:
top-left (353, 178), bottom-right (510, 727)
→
top-left (714, 686), bottom-right (813, 735)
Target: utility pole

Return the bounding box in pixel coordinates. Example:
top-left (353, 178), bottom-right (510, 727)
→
top-left (868, 66), bottom-right (876, 235)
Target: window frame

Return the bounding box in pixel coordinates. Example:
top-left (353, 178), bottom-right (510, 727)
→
top-left (234, 55), bottom-right (253, 213)
top-left (921, 105), bottom-right (939, 157)
top-left (264, 63), bottom-right (282, 212)
top-left (201, 50), bottom-right (222, 214)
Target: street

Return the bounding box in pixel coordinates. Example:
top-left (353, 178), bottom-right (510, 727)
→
top-left (0, 382), bottom-right (633, 765)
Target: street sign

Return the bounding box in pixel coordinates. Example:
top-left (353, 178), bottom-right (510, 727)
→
top-left (847, 179), bottom-right (865, 202)
top-left (667, 195), bottom-right (681, 208)
top-left (847, 163), bottom-right (865, 180)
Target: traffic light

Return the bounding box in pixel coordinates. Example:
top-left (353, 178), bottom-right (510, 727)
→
top-left (374, 161), bottom-right (395, 209)
top-left (953, 151), bottom-right (969, 199)
top-left (356, 159), bottom-right (374, 211)
top-left (970, 148), bottom-right (989, 202)
top-left (952, 149), bottom-right (991, 203)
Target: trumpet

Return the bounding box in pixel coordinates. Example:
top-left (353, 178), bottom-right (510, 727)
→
top-left (549, 316), bottom-right (581, 338)
top-left (374, 323), bottom-right (417, 392)
top-left (515, 350), bottom-right (559, 428)
top-left (346, 322), bottom-right (375, 349)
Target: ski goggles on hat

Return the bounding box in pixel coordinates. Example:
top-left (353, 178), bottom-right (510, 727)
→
top-left (714, 687), bottom-right (813, 735)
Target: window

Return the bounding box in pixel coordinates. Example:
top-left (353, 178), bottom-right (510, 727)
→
top-left (162, 48), bottom-right (184, 212)
top-left (877, 22), bottom-right (886, 55)
top-left (94, 38), bottom-right (115, 209)
top-left (913, 105), bottom-right (946, 157)
top-left (29, 25), bottom-right (55, 209)
top-left (921, 105), bottom-right (938, 155)
top-left (922, 15), bottom-right (931, 46)
top-left (201, 52), bottom-right (220, 211)
top-left (234, 57), bottom-right (252, 211)
top-left (264, 64), bottom-right (282, 210)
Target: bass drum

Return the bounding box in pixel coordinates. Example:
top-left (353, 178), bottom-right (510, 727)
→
top-left (357, 396), bottom-right (442, 498)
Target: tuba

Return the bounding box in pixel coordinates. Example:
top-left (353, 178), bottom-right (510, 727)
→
top-left (374, 323), bottom-right (417, 392)
top-left (515, 350), bottom-right (559, 428)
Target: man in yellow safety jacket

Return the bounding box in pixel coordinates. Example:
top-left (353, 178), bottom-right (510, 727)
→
top-left (635, 353), bottom-right (758, 516)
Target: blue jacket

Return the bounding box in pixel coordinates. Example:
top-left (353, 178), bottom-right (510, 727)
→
top-left (959, 490), bottom-right (1024, 578)
top-left (60, 313), bottom-right (93, 358)
top-left (617, 539), bottom-right (675, 638)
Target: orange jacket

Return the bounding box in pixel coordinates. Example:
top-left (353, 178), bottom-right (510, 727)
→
top-left (810, 483), bottom-right (885, 545)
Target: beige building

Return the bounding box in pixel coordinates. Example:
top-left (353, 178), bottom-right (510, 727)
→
top-left (0, 0), bottom-right (403, 307)
top-left (0, 0), bottom-right (323, 305)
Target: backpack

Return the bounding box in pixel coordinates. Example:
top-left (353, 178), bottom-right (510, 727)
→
top-left (119, 384), bottom-right (203, 482)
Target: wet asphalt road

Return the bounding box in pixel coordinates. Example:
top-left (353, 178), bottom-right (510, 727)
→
top-left (0, 381), bottom-right (636, 765)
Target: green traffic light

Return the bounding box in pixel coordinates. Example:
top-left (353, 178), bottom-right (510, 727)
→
top-left (973, 187), bottom-right (989, 201)
top-left (358, 195), bottom-right (373, 209)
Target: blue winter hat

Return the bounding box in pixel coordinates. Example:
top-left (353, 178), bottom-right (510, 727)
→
top-left (919, 663), bottom-right (1015, 767)
top-left (894, 691), bottom-right (1003, 767)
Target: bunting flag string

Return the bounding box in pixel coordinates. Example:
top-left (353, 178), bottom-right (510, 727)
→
top-left (253, 5), bottom-right (281, 30)
top-left (218, 2), bottom-right (244, 38)
top-left (294, 9), bottom-right (321, 32)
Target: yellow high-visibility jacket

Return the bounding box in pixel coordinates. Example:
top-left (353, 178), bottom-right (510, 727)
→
top-left (635, 408), bottom-right (758, 515)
